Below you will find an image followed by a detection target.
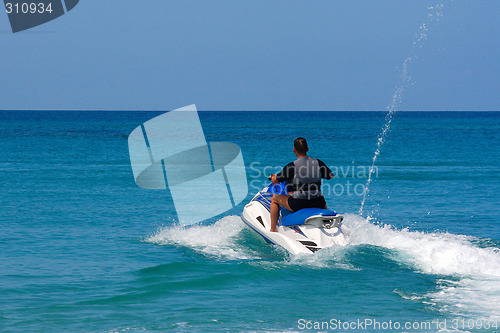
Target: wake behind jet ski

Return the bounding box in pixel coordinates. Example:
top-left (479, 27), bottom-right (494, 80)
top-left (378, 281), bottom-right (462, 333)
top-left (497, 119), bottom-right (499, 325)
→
top-left (241, 182), bottom-right (348, 254)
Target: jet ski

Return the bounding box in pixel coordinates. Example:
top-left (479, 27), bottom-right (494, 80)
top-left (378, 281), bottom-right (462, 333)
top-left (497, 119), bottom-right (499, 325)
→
top-left (241, 182), bottom-right (349, 254)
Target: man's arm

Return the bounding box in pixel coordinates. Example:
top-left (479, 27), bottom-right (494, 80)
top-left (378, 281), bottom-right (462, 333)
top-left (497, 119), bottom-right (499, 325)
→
top-left (271, 162), bottom-right (295, 184)
top-left (318, 160), bottom-right (334, 179)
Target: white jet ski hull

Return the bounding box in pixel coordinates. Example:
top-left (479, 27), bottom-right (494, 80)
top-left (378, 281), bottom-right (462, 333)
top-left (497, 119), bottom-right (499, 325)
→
top-left (241, 184), bottom-right (348, 255)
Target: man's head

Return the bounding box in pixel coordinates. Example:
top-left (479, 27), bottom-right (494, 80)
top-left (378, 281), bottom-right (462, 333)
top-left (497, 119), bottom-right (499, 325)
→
top-left (293, 137), bottom-right (309, 156)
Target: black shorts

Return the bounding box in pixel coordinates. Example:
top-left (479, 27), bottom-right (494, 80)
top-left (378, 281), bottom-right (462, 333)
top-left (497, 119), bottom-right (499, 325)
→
top-left (287, 196), bottom-right (326, 212)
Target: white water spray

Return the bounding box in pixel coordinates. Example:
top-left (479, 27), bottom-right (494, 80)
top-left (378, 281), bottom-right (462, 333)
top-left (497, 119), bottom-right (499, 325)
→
top-left (146, 216), bottom-right (261, 260)
top-left (359, 3), bottom-right (445, 215)
top-left (147, 213), bottom-right (500, 319)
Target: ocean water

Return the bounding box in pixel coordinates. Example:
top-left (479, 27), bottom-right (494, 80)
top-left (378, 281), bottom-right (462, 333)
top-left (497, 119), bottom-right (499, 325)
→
top-left (1, 111), bottom-right (499, 332)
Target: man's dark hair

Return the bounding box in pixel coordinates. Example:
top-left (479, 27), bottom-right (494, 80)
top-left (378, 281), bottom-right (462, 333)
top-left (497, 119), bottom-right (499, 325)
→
top-left (294, 137), bottom-right (308, 155)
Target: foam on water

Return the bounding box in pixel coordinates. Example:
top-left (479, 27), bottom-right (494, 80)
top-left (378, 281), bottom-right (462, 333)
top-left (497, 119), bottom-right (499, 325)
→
top-left (431, 278), bottom-right (500, 320)
top-left (146, 215), bottom-right (259, 260)
top-left (147, 211), bottom-right (500, 318)
top-left (342, 214), bottom-right (500, 319)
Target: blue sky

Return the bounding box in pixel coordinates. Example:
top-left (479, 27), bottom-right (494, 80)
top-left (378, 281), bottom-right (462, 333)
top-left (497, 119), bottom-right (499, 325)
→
top-left (1, 0), bottom-right (498, 111)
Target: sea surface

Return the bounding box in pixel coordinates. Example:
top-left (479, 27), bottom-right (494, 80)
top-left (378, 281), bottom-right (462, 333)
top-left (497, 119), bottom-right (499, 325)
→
top-left (1, 111), bottom-right (499, 332)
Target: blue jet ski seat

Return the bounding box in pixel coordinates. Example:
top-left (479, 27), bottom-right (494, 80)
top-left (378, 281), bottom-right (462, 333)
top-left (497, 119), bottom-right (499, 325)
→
top-left (281, 208), bottom-right (337, 226)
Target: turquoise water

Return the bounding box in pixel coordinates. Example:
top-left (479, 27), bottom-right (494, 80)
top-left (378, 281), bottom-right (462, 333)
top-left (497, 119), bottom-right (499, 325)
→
top-left (1, 111), bottom-right (499, 332)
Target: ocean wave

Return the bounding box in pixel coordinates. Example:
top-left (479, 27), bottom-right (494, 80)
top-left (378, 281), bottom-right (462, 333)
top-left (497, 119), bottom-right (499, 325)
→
top-left (343, 213), bottom-right (500, 319)
top-left (146, 213), bottom-right (500, 319)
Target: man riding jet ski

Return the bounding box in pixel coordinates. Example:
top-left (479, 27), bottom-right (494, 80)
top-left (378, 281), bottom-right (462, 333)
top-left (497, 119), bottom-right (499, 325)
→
top-left (241, 138), bottom-right (348, 254)
top-left (269, 137), bottom-right (335, 232)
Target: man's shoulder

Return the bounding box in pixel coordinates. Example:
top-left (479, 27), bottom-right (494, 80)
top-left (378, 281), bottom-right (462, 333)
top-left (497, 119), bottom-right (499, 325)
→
top-left (315, 158), bottom-right (327, 166)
